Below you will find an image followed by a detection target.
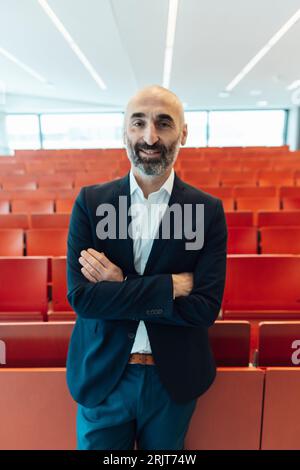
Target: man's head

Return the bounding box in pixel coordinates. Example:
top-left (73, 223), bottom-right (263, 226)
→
top-left (124, 85), bottom-right (187, 176)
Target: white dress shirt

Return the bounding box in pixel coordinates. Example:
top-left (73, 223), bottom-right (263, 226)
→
top-left (129, 168), bottom-right (175, 354)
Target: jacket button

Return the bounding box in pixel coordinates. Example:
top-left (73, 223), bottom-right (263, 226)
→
top-left (128, 333), bottom-right (135, 339)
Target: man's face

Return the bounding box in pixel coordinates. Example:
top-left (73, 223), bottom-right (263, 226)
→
top-left (124, 94), bottom-right (187, 176)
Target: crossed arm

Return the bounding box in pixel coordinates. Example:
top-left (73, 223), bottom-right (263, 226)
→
top-left (79, 248), bottom-right (193, 299)
top-left (67, 187), bottom-right (227, 328)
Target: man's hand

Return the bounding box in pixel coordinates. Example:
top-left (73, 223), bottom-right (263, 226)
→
top-left (172, 273), bottom-right (193, 298)
top-left (79, 248), bottom-right (124, 283)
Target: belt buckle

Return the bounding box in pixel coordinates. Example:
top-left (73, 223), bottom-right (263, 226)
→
top-left (140, 354), bottom-right (147, 365)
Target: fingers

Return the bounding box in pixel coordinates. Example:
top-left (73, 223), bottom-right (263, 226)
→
top-left (80, 250), bottom-right (106, 273)
top-left (81, 266), bottom-right (98, 283)
top-left (79, 250), bottom-right (105, 281)
top-left (87, 248), bottom-right (110, 268)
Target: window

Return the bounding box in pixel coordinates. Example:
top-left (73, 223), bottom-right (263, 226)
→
top-left (40, 113), bottom-right (124, 149)
top-left (184, 111), bottom-right (208, 147)
top-left (6, 114), bottom-right (41, 150)
top-left (208, 110), bottom-right (286, 147)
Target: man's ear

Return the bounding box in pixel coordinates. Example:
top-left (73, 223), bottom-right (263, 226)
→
top-left (181, 123), bottom-right (188, 146)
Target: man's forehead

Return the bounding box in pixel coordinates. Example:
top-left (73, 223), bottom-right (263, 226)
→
top-left (127, 95), bottom-right (181, 120)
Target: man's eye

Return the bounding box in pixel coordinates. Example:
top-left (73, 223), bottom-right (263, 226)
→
top-left (133, 121), bottom-right (144, 127)
top-left (158, 121), bottom-right (171, 128)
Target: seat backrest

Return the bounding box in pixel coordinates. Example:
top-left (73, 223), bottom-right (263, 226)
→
top-left (209, 321), bottom-right (250, 366)
top-left (52, 257), bottom-right (72, 311)
top-left (258, 211), bottom-right (300, 227)
top-left (260, 227), bottom-right (300, 254)
top-left (0, 321), bottom-right (74, 366)
top-left (227, 227), bottom-right (257, 254)
top-left (258, 321), bottom-right (300, 366)
top-left (223, 255), bottom-right (300, 311)
top-left (0, 257), bottom-right (48, 313)
top-left (26, 229), bottom-right (68, 256)
top-left (0, 229), bottom-right (24, 256)
top-left (30, 214), bottom-right (71, 229)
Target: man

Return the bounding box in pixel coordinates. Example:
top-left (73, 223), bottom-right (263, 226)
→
top-left (66, 85), bottom-right (227, 450)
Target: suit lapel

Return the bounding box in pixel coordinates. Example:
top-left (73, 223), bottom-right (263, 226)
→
top-left (108, 173), bottom-right (136, 274)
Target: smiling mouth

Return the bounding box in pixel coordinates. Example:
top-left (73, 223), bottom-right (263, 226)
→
top-left (139, 149), bottom-right (162, 157)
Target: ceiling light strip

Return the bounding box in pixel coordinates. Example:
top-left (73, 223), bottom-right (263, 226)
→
top-left (162, 0), bottom-right (179, 88)
top-left (0, 46), bottom-right (47, 83)
top-left (38, 0), bottom-right (107, 90)
top-left (225, 8), bottom-right (300, 91)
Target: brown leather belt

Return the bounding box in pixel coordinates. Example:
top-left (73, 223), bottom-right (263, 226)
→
top-left (128, 353), bottom-right (155, 365)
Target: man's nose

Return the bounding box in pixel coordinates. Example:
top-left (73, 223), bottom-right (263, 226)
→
top-left (143, 123), bottom-right (159, 145)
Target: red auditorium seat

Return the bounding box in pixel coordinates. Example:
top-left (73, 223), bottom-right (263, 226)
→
top-left (280, 186), bottom-right (300, 198)
top-left (181, 172), bottom-right (220, 187)
top-left (11, 199), bottom-right (54, 214)
top-left (0, 229), bottom-right (24, 256)
top-left (257, 211), bottom-right (300, 227)
top-left (30, 213), bottom-right (71, 229)
top-left (282, 197), bottom-right (300, 210)
top-left (223, 255), bottom-right (300, 316)
top-left (37, 175), bottom-right (73, 189)
top-left (236, 197), bottom-right (280, 212)
top-left (199, 187), bottom-right (233, 199)
top-left (220, 171), bottom-right (257, 187)
top-left (227, 227), bottom-right (257, 254)
top-left (2, 180), bottom-right (37, 190)
top-left (55, 198), bottom-right (75, 214)
top-left (261, 369), bottom-right (300, 449)
top-left (258, 321), bottom-right (300, 367)
top-left (0, 369), bottom-right (77, 449)
top-left (241, 160), bottom-right (272, 171)
top-left (26, 229), bottom-right (68, 256)
top-left (225, 211), bottom-right (254, 227)
top-left (223, 255), bottom-right (300, 354)
top-left (260, 227), bottom-right (300, 254)
top-left (0, 257), bottom-right (48, 321)
top-left (233, 186), bottom-right (277, 198)
top-left (0, 321), bottom-right (74, 366)
top-left (185, 368), bottom-right (264, 450)
top-left (48, 257), bottom-right (76, 321)
top-left (0, 200), bottom-right (9, 214)
top-left (0, 214), bottom-right (29, 229)
top-left (258, 171), bottom-right (295, 187)
top-left (208, 321), bottom-right (250, 366)
top-left (219, 198), bottom-right (235, 211)
top-left (74, 172), bottom-right (116, 187)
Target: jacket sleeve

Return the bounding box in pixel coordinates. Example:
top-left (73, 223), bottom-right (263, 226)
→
top-left (67, 187), bottom-right (227, 328)
top-left (149, 198), bottom-right (228, 327)
top-left (66, 187), bottom-right (174, 321)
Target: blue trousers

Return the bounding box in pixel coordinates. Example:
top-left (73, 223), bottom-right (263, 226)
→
top-left (77, 363), bottom-right (197, 450)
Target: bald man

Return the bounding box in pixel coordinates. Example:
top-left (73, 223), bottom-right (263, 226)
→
top-left (66, 85), bottom-right (228, 450)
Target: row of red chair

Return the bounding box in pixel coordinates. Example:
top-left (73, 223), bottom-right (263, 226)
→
top-left (0, 210), bottom-right (299, 230)
top-left (1, 365), bottom-right (297, 449)
top-left (1, 171), bottom-right (300, 189)
top-left (1, 226), bottom-right (300, 256)
top-left (220, 197), bottom-right (300, 211)
top-left (0, 255), bottom-right (299, 322)
top-left (1, 320), bottom-right (298, 368)
top-left (0, 199), bottom-right (75, 214)
top-left (0, 229), bottom-right (68, 256)
top-left (2, 196), bottom-right (300, 215)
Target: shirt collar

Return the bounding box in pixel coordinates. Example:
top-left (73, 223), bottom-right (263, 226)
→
top-left (130, 168), bottom-right (175, 197)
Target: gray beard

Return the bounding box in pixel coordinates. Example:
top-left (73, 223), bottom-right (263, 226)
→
top-left (126, 140), bottom-right (179, 176)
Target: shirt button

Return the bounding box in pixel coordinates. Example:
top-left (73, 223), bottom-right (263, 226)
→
top-left (128, 333), bottom-right (135, 339)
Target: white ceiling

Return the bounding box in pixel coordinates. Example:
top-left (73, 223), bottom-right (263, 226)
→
top-left (0, 0), bottom-right (300, 112)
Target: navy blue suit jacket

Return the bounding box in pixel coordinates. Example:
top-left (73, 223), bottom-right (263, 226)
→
top-left (66, 172), bottom-right (227, 407)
